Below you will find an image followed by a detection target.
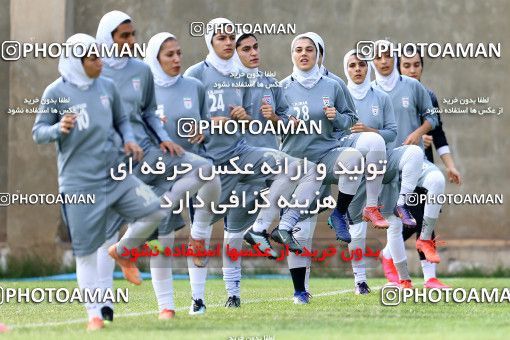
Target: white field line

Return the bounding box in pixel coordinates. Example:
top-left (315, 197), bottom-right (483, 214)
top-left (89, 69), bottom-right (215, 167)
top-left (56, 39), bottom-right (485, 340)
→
top-left (10, 286), bottom-right (382, 330)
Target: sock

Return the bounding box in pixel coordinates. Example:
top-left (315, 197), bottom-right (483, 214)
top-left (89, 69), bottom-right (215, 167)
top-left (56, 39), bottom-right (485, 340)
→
top-left (222, 230), bottom-right (243, 297)
top-left (394, 260), bottom-right (411, 281)
top-left (420, 216), bottom-right (437, 240)
top-left (223, 267), bottom-right (241, 297)
top-left (382, 245), bottom-right (391, 259)
top-left (336, 192), bottom-right (355, 214)
top-left (386, 215), bottom-right (406, 263)
top-left (97, 231), bottom-right (118, 310)
top-left (397, 145), bottom-right (423, 206)
top-left (349, 222), bottom-right (367, 284)
top-left (150, 232), bottom-right (175, 311)
top-left (421, 260), bottom-right (436, 281)
top-left (290, 267), bottom-right (306, 292)
top-left (305, 267), bottom-right (311, 292)
top-left (190, 224), bottom-right (213, 241)
top-left (76, 251), bottom-right (102, 321)
top-left (278, 208), bottom-right (301, 231)
top-left (289, 215), bottom-right (317, 292)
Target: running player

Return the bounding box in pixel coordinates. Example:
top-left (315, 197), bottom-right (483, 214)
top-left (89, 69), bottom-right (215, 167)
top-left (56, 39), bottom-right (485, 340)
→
top-left (94, 11), bottom-right (218, 321)
top-left (32, 33), bottom-right (166, 330)
top-left (371, 40), bottom-right (443, 277)
top-left (280, 33), bottom-right (365, 303)
top-left (343, 49), bottom-right (425, 291)
top-left (219, 32), bottom-right (297, 308)
top-left (396, 46), bottom-right (462, 288)
top-left (184, 18), bottom-right (322, 313)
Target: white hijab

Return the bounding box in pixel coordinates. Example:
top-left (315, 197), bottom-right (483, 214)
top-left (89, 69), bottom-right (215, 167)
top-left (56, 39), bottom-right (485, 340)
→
top-left (306, 31), bottom-right (326, 75)
top-left (58, 34), bottom-right (97, 90)
top-left (291, 33), bottom-right (322, 89)
top-left (145, 32), bottom-right (180, 87)
top-left (371, 40), bottom-right (399, 92)
top-left (205, 18), bottom-right (237, 76)
top-left (96, 10), bottom-right (131, 70)
top-left (343, 49), bottom-right (372, 100)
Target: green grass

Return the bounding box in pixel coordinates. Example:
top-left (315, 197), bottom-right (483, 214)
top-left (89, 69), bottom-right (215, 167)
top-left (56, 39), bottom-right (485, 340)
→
top-left (1, 278), bottom-right (509, 339)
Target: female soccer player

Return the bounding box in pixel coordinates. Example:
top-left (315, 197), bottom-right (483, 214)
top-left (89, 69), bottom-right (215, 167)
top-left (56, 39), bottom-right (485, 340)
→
top-left (184, 18), bottom-right (322, 313)
top-left (32, 33), bottom-right (166, 330)
top-left (94, 11), bottom-right (219, 322)
top-left (279, 33), bottom-right (365, 303)
top-left (343, 49), bottom-right (426, 291)
top-left (371, 40), bottom-right (444, 273)
top-left (143, 31), bottom-right (223, 319)
top-left (396, 46), bottom-right (462, 288)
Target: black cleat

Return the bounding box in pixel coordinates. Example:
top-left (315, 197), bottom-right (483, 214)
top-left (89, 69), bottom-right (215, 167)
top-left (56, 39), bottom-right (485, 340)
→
top-left (243, 227), bottom-right (278, 258)
top-left (355, 281), bottom-right (371, 295)
top-left (225, 295), bottom-right (241, 308)
top-left (270, 228), bottom-right (303, 254)
top-left (189, 298), bottom-right (206, 315)
top-left (101, 306), bottom-right (114, 323)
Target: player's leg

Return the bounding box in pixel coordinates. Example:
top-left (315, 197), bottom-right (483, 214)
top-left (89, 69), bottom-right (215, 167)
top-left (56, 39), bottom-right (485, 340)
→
top-left (393, 145), bottom-right (424, 225)
top-left (62, 188), bottom-right (108, 330)
top-left (325, 147), bottom-right (364, 243)
top-left (244, 149), bottom-right (322, 254)
top-left (108, 176), bottom-right (167, 285)
top-left (222, 182), bottom-right (262, 307)
top-left (416, 161), bottom-right (445, 263)
top-left (287, 215), bottom-right (317, 304)
top-left (150, 231), bottom-right (176, 319)
top-left (347, 179), bottom-right (370, 294)
top-left (351, 132), bottom-right (389, 228)
top-left (96, 220), bottom-right (118, 322)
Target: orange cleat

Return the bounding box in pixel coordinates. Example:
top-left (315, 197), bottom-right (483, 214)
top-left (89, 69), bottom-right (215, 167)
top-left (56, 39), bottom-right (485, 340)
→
top-left (108, 243), bottom-right (142, 285)
top-left (424, 278), bottom-right (450, 289)
top-left (398, 279), bottom-right (413, 289)
top-left (381, 256), bottom-right (399, 283)
top-left (159, 309), bottom-right (176, 320)
top-left (86, 317), bottom-right (104, 331)
top-left (416, 238), bottom-right (441, 263)
top-left (189, 238), bottom-right (208, 268)
top-left (363, 206), bottom-right (389, 229)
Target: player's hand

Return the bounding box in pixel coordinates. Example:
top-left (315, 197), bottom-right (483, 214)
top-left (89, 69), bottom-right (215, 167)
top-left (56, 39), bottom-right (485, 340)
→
top-left (160, 141), bottom-right (184, 157)
top-left (189, 133), bottom-right (205, 144)
top-left (403, 132), bottom-right (421, 145)
top-left (230, 105), bottom-right (250, 121)
top-left (350, 122), bottom-right (370, 133)
top-left (324, 107), bottom-right (337, 121)
top-left (60, 113), bottom-right (76, 134)
top-left (159, 115), bottom-right (168, 124)
top-left (423, 134), bottom-right (433, 149)
top-left (446, 166), bottom-right (462, 185)
top-left (124, 142), bottom-right (144, 162)
top-left (260, 100), bottom-right (279, 122)
top-left (289, 115), bottom-right (300, 127)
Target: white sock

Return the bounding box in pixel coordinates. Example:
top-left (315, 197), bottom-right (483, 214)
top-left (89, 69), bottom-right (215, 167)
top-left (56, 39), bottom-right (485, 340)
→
top-left (222, 230), bottom-right (244, 297)
top-left (421, 260), bottom-right (436, 281)
top-left (76, 251), bottom-right (102, 321)
top-left (192, 174), bottom-right (221, 229)
top-left (97, 231), bottom-right (118, 310)
top-left (290, 215), bottom-right (317, 292)
top-left (337, 148), bottom-right (364, 195)
top-left (349, 222), bottom-right (367, 284)
top-left (150, 232), bottom-right (175, 311)
top-left (117, 210), bottom-right (166, 252)
top-left (382, 245), bottom-right (391, 259)
top-left (421, 170), bottom-right (445, 240)
top-left (190, 224), bottom-right (213, 241)
top-left (397, 145), bottom-right (423, 206)
top-left (386, 215), bottom-right (406, 263)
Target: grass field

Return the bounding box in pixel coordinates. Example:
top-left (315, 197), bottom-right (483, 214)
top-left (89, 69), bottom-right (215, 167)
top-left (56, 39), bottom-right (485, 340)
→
top-left (1, 277), bottom-right (509, 339)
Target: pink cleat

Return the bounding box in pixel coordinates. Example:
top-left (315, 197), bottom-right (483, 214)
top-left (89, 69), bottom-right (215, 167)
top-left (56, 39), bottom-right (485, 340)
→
top-left (424, 278), bottom-right (450, 289)
top-left (381, 256), bottom-right (399, 283)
